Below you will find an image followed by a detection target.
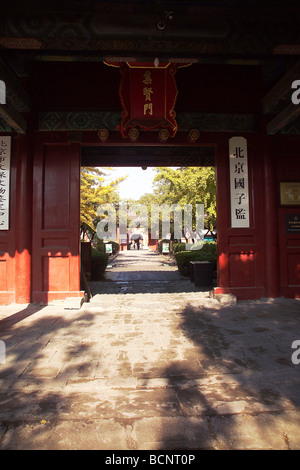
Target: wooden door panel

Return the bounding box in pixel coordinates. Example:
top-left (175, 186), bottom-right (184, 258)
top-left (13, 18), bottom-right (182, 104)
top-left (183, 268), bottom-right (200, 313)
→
top-left (32, 134), bottom-right (82, 303)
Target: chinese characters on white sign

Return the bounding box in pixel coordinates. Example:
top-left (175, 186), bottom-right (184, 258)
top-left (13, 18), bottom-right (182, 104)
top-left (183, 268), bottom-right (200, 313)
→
top-left (229, 136), bottom-right (250, 228)
top-left (0, 136), bottom-right (11, 230)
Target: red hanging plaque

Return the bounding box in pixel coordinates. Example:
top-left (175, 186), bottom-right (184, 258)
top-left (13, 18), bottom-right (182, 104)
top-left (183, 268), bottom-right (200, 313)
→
top-left (117, 62), bottom-right (178, 138)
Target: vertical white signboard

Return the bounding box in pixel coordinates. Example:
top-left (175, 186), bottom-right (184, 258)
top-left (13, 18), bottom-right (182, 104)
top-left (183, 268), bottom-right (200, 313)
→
top-left (229, 136), bottom-right (250, 228)
top-left (0, 136), bottom-right (11, 230)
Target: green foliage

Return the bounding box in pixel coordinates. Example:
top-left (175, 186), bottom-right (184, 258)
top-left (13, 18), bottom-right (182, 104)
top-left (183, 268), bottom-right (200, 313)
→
top-left (81, 167), bottom-right (126, 238)
top-left (94, 237), bottom-right (105, 252)
top-left (172, 242), bottom-right (186, 253)
top-left (175, 243), bottom-right (217, 276)
top-left (152, 166), bottom-right (216, 231)
top-left (94, 237), bottom-right (119, 254)
top-left (90, 248), bottom-right (109, 280)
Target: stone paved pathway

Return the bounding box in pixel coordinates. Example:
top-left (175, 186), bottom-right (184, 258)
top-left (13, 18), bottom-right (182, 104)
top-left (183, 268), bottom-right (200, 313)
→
top-left (0, 249), bottom-right (300, 450)
top-left (89, 249), bottom-right (204, 294)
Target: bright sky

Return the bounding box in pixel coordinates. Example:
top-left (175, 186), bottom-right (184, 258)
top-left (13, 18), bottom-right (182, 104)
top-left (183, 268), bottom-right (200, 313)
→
top-left (108, 167), bottom-right (157, 200)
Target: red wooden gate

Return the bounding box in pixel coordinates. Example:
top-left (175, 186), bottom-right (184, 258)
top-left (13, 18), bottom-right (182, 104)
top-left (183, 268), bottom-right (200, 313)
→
top-left (32, 133), bottom-right (83, 303)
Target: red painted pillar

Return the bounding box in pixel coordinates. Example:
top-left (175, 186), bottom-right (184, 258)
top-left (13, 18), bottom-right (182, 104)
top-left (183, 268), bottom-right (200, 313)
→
top-left (263, 136), bottom-right (280, 298)
top-left (15, 135), bottom-right (33, 303)
top-left (215, 137), bottom-right (230, 291)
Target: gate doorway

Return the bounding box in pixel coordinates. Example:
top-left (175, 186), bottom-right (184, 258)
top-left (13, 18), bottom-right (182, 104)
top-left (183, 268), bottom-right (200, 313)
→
top-left (80, 144), bottom-right (217, 298)
top-left (30, 131), bottom-right (268, 305)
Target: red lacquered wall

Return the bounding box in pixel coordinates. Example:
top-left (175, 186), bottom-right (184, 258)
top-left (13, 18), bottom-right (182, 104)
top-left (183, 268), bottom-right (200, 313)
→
top-left (0, 134), bottom-right (32, 304)
top-left (0, 130), bottom-right (299, 304)
top-left (31, 132), bottom-right (83, 304)
top-left (214, 134), bottom-right (265, 300)
top-left (274, 136), bottom-right (300, 299)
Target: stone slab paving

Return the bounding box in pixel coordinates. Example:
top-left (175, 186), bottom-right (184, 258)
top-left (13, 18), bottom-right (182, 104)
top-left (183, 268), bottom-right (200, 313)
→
top-left (0, 250), bottom-right (300, 450)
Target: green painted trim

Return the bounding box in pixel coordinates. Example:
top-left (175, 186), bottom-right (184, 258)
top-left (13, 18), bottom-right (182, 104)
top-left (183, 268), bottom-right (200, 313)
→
top-left (39, 111), bottom-right (257, 132)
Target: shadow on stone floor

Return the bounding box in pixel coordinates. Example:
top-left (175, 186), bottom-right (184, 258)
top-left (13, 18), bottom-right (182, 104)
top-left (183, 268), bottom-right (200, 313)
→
top-left (0, 294), bottom-right (300, 449)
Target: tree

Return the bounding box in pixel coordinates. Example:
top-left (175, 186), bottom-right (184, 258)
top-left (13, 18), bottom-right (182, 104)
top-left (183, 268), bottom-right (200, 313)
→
top-left (152, 166), bottom-right (216, 235)
top-left (80, 167), bottom-right (126, 239)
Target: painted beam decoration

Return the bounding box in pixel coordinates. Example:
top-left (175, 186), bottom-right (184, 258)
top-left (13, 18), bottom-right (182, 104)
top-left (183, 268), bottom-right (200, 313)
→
top-left (117, 62), bottom-right (178, 138)
top-left (229, 136), bottom-right (250, 228)
top-left (0, 136), bottom-right (11, 230)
